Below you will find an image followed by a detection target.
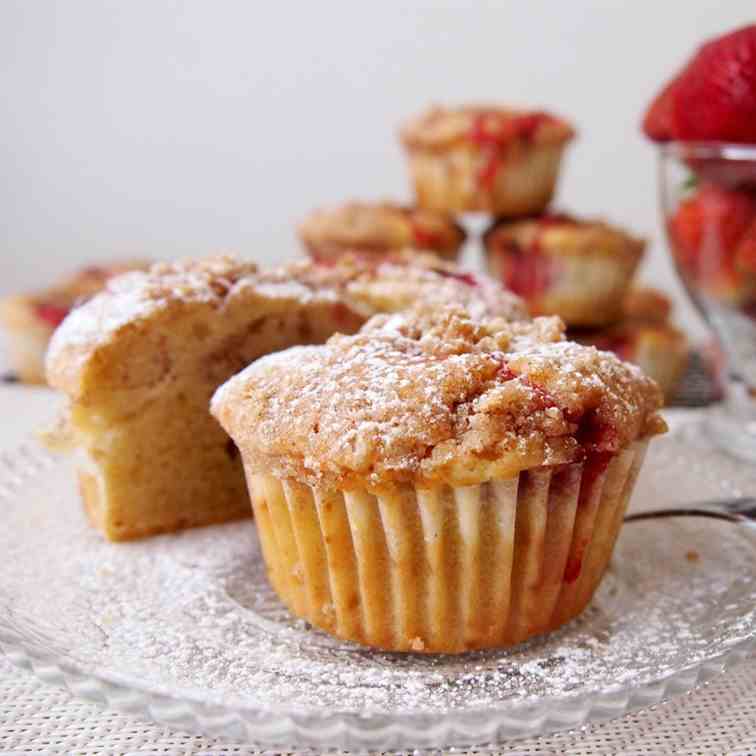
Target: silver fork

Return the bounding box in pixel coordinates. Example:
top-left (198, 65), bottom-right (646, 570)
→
top-left (624, 497), bottom-right (756, 526)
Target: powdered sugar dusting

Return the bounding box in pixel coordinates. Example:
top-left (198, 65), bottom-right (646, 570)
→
top-left (213, 307), bottom-right (664, 488)
top-left (4, 437), bottom-right (756, 743)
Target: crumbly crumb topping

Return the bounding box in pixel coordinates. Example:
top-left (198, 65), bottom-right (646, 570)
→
top-left (46, 253), bottom-right (526, 397)
top-left (484, 215), bottom-right (645, 263)
top-left (298, 201), bottom-right (464, 252)
top-left (259, 252), bottom-right (528, 322)
top-left (212, 307), bottom-right (665, 489)
top-left (400, 105), bottom-right (575, 150)
top-left (46, 256), bottom-right (260, 363)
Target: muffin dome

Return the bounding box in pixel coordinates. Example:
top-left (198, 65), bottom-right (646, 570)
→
top-left (212, 306), bottom-right (665, 489)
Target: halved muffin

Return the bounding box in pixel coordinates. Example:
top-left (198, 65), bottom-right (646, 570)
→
top-left (0, 261), bottom-right (149, 384)
top-left (483, 214), bottom-right (645, 327)
top-left (400, 105), bottom-right (575, 216)
top-left (46, 254), bottom-right (526, 541)
top-left (212, 306), bottom-right (665, 653)
top-left (298, 201), bottom-right (465, 262)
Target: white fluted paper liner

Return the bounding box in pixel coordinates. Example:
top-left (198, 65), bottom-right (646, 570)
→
top-left (405, 143), bottom-right (567, 215)
top-left (245, 440), bottom-right (648, 653)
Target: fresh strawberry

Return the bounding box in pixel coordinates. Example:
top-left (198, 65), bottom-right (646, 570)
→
top-left (735, 218), bottom-right (756, 274)
top-left (642, 78), bottom-right (681, 141)
top-left (669, 183), bottom-right (756, 296)
top-left (674, 25), bottom-right (756, 143)
top-left (643, 25), bottom-right (756, 144)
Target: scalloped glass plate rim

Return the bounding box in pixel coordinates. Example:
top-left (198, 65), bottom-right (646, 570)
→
top-left (2, 612), bottom-right (755, 723)
top-left (2, 431), bottom-right (756, 748)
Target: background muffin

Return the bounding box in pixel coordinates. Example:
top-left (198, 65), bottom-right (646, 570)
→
top-left (483, 214), bottom-right (645, 327)
top-left (298, 201), bottom-right (465, 262)
top-left (212, 306), bottom-right (664, 653)
top-left (400, 105), bottom-right (575, 216)
top-left (46, 254), bottom-right (525, 542)
top-left (0, 260), bottom-right (149, 384)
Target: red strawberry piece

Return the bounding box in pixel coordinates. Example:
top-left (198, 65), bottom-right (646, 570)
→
top-left (669, 183), bottom-right (755, 278)
top-left (432, 267), bottom-right (478, 287)
top-left (642, 77), bottom-right (681, 141)
top-left (735, 218), bottom-right (756, 273)
top-left (469, 112), bottom-right (554, 189)
top-left (686, 157), bottom-right (756, 191)
top-left (411, 224), bottom-right (443, 249)
top-left (34, 302), bottom-right (70, 328)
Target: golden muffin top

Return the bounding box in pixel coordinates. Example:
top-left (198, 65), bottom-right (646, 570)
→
top-left (212, 306), bottom-right (665, 490)
top-left (484, 213), bottom-right (646, 263)
top-left (46, 253), bottom-right (527, 401)
top-left (298, 201), bottom-right (465, 259)
top-left (400, 105), bottom-right (575, 151)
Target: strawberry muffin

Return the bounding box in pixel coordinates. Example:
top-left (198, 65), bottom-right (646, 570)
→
top-left (483, 214), bottom-right (645, 327)
top-left (1, 260), bottom-right (149, 384)
top-left (212, 306), bottom-right (665, 653)
top-left (46, 254), bottom-right (525, 541)
top-left (400, 105), bottom-right (575, 216)
top-left (298, 201), bottom-right (466, 262)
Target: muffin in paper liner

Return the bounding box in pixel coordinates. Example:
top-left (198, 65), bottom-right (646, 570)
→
top-left (44, 255), bottom-right (525, 541)
top-left (244, 442), bottom-right (646, 653)
top-left (399, 105), bottom-right (575, 216)
top-left (483, 214), bottom-right (645, 328)
top-left (212, 306), bottom-right (664, 654)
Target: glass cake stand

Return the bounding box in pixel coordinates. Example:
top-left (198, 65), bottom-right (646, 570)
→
top-left (1, 422), bottom-right (756, 751)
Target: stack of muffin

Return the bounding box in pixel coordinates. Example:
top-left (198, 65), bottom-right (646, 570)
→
top-left (297, 104), bottom-right (689, 401)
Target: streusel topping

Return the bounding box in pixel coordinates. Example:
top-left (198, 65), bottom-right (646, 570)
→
top-left (47, 257), bottom-right (260, 374)
top-left (400, 105), bottom-right (575, 151)
top-left (261, 252), bottom-right (529, 322)
top-left (47, 254), bottom-right (527, 398)
top-left (485, 215), bottom-right (645, 263)
top-left (298, 202), bottom-right (464, 254)
top-left (212, 307), bottom-right (665, 489)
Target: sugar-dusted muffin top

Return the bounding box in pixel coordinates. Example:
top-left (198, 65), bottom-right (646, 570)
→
top-left (298, 201), bottom-right (465, 258)
top-left (212, 307), bottom-right (665, 490)
top-left (400, 105), bottom-right (575, 151)
top-left (46, 256), bottom-right (259, 395)
top-left (47, 254), bottom-right (527, 400)
top-left (484, 213), bottom-right (646, 263)
top-left (258, 251), bottom-right (528, 323)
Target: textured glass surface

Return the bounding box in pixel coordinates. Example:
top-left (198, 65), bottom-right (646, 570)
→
top-left (1, 424), bottom-right (756, 750)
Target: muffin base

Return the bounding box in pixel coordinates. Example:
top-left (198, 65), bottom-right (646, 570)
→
top-left (406, 143), bottom-right (567, 216)
top-left (246, 441), bottom-right (648, 654)
top-left (486, 249), bottom-right (640, 327)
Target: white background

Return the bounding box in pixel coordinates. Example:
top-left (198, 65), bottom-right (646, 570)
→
top-left (2, 1), bottom-right (754, 333)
